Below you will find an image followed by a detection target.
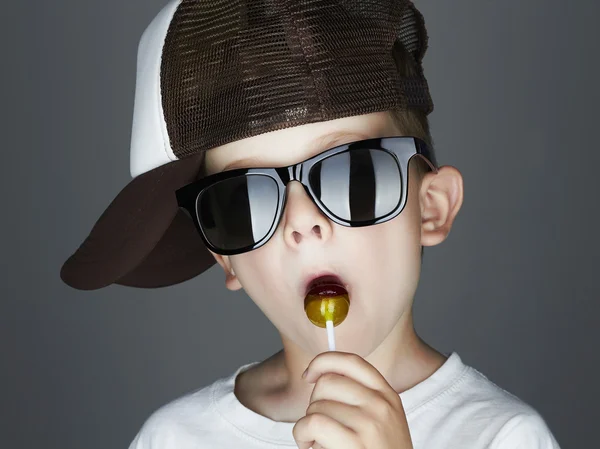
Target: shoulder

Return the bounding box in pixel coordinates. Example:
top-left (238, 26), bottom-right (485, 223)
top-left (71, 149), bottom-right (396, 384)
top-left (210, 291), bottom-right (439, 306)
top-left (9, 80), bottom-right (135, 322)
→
top-left (410, 354), bottom-right (561, 449)
top-left (488, 411), bottom-right (561, 449)
top-left (456, 367), bottom-right (561, 448)
top-left (460, 366), bottom-right (543, 416)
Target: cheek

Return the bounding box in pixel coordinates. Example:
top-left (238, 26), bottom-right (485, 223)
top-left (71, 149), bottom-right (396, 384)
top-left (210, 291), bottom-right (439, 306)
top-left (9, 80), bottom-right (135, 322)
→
top-left (342, 185), bottom-right (423, 299)
top-left (351, 213), bottom-right (421, 275)
top-left (230, 249), bottom-right (292, 320)
top-left (346, 214), bottom-right (422, 328)
top-left (353, 182), bottom-right (422, 257)
top-left (233, 250), bottom-right (276, 293)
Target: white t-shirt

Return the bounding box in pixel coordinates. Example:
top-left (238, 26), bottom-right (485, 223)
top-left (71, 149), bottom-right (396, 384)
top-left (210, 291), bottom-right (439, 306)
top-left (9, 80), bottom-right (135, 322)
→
top-left (128, 352), bottom-right (561, 448)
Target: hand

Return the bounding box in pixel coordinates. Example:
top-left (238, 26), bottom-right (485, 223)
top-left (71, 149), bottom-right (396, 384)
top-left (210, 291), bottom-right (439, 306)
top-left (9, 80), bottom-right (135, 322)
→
top-left (293, 351), bottom-right (413, 449)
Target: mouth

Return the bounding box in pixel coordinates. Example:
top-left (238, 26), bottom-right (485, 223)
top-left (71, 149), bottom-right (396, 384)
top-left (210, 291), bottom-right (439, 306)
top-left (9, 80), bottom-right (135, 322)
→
top-left (303, 272), bottom-right (349, 297)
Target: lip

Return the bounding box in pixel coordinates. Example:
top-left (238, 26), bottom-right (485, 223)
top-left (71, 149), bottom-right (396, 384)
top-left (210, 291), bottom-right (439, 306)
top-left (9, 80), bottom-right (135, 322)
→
top-left (303, 271), bottom-right (349, 297)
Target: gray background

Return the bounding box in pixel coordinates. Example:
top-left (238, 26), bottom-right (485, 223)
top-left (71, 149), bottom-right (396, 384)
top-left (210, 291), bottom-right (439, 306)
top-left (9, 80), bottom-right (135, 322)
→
top-left (2, 0), bottom-right (598, 448)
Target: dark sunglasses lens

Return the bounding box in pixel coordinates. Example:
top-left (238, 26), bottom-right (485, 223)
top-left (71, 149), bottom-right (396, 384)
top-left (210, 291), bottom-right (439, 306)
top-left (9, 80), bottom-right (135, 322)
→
top-left (309, 149), bottom-right (402, 222)
top-left (196, 174), bottom-right (280, 251)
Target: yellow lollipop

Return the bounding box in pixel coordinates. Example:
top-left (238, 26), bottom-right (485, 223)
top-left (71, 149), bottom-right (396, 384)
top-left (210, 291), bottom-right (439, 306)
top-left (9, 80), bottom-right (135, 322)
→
top-left (304, 284), bottom-right (350, 350)
top-left (304, 293), bottom-right (350, 328)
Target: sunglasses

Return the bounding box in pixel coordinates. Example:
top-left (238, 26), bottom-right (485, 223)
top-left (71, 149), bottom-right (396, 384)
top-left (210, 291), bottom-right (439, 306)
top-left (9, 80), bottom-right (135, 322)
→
top-left (176, 136), bottom-right (437, 255)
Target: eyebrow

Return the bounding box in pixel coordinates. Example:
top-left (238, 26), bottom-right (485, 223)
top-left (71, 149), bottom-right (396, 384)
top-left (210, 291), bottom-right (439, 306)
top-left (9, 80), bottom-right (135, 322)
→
top-left (221, 131), bottom-right (371, 171)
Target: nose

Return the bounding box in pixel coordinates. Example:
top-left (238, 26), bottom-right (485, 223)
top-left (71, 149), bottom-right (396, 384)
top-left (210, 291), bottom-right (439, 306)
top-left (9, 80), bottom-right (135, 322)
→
top-left (281, 181), bottom-right (333, 247)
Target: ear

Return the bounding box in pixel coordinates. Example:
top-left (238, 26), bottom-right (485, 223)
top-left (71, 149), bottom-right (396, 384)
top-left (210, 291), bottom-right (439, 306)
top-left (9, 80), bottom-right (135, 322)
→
top-left (419, 165), bottom-right (464, 247)
top-left (208, 250), bottom-right (243, 291)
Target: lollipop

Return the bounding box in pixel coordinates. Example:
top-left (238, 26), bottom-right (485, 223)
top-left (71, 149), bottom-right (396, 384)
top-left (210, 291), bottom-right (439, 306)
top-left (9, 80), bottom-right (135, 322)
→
top-left (304, 284), bottom-right (349, 351)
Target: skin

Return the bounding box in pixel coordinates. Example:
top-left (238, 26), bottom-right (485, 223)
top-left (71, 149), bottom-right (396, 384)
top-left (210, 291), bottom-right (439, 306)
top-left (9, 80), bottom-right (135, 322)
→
top-left (204, 111), bottom-right (464, 448)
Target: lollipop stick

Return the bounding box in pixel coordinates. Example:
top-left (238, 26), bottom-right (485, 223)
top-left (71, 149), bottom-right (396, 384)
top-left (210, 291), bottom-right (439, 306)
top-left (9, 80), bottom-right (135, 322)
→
top-left (326, 320), bottom-right (336, 351)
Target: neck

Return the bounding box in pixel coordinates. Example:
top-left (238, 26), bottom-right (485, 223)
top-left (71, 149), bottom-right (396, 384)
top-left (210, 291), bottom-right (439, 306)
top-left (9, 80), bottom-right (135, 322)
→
top-left (241, 309), bottom-right (446, 423)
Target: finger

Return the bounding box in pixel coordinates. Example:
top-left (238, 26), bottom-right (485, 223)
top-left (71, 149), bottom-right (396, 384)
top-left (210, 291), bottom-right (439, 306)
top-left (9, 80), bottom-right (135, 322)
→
top-left (303, 351), bottom-right (399, 406)
top-left (309, 372), bottom-right (381, 408)
top-left (306, 399), bottom-right (375, 435)
top-left (293, 411), bottom-right (362, 449)
top-left (309, 373), bottom-right (400, 428)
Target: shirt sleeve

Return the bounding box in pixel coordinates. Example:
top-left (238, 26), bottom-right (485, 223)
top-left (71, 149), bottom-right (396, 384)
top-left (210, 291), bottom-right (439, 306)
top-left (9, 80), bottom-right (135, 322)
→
top-left (127, 423), bottom-right (151, 449)
top-left (490, 412), bottom-right (561, 449)
top-left (126, 413), bottom-right (164, 449)
top-left (127, 430), bottom-right (143, 449)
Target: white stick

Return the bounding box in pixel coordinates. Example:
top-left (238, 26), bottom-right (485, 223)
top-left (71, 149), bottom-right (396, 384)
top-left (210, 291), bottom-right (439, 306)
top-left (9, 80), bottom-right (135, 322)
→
top-left (326, 320), bottom-right (336, 351)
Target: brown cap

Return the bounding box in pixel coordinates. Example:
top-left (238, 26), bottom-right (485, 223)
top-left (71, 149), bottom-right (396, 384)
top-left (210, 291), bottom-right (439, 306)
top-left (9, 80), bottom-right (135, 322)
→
top-left (60, 0), bottom-right (434, 290)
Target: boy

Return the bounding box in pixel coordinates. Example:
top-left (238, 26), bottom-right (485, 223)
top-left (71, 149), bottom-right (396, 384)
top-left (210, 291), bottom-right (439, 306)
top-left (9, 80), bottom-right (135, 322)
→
top-left (61, 0), bottom-right (561, 448)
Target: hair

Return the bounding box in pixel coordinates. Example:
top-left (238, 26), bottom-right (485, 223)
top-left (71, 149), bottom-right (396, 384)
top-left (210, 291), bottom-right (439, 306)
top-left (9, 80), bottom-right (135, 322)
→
top-left (389, 108), bottom-right (432, 180)
top-left (388, 41), bottom-right (437, 259)
top-left (388, 40), bottom-right (435, 182)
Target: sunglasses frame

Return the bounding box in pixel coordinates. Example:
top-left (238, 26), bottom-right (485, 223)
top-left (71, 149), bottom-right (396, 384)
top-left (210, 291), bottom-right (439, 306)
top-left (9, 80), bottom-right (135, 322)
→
top-left (176, 136), bottom-right (438, 256)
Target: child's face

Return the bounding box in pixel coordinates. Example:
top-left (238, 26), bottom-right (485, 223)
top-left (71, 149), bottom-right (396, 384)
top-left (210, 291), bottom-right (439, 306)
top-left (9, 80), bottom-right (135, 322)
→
top-left (203, 111), bottom-right (456, 356)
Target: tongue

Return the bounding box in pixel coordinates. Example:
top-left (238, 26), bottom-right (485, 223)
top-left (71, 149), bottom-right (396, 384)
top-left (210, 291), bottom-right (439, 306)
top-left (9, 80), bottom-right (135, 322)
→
top-left (307, 284), bottom-right (348, 296)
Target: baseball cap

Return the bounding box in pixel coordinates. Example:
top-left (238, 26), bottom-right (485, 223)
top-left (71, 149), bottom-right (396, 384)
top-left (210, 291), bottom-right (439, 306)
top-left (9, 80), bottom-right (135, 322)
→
top-left (60, 0), bottom-right (434, 290)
